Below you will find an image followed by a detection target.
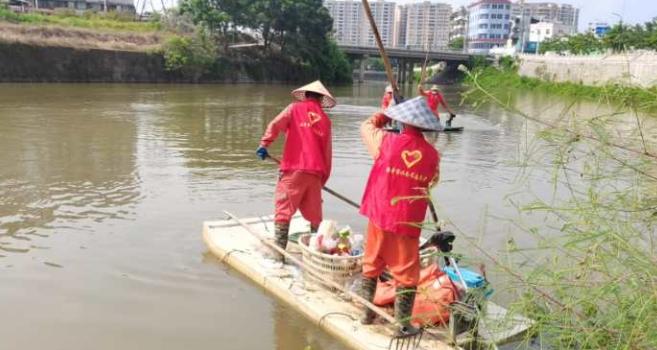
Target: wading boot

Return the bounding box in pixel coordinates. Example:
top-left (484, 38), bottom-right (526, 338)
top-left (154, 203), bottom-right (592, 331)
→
top-left (274, 222), bottom-right (290, 263)
top-left (359, 276), bottom-right (378, 325)
top-left (394, 286), bottom-right (420, 337)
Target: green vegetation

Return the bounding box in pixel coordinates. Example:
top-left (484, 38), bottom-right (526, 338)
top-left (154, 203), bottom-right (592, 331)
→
top-left (448, 37), bottom-right (464, 50)
top-left (460, 60), bottom-right (657, 350)
top-left (541, 18), bottom-right (657, 54)
top-left (162, 27), bottom-right (217, 77)
top-left (463, 62), bottom-right (657, 113)
top-left (177, 0), bottom-right (352, 84)
top-left (0, 7), bottom-right (161, 32)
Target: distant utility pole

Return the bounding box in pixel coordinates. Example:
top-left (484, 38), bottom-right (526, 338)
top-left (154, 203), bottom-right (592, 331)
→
top-left (103, 0), bottom-right (107, 12)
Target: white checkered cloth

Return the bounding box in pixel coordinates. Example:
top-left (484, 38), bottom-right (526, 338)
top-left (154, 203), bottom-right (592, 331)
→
top-left (384, 96), bottom-right (443, 131)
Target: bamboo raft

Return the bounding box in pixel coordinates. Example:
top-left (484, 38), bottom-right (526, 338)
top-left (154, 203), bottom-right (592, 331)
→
top-left (203, 215), bottom-right (532, 350)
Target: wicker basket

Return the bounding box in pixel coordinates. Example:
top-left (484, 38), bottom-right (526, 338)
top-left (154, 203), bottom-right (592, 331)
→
top-left (298, 234), bottom-right (363, 289)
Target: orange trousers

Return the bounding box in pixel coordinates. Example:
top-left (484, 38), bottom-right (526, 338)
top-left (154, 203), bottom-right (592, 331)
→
top-left (362, 221), bottom-right (420, 287)
top-left (274, 171), bottom-right (323, 227)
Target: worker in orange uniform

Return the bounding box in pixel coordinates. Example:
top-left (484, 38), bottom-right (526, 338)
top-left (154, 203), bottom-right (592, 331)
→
top-left (380, 85), bottom-right (395, 110)
top-left (417, 84), bottom-right (456, 127)
top-left (357, 96), bottom-right (442, 336)
top-left (256, 81), bottom-right (336, 261)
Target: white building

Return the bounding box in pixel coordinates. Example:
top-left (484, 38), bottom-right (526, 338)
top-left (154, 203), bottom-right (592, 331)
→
top-left (529, 21), bottom-right (572, 42)
top-left (511, 1), bottom-right (579, 47)
top-left (467, 0), bottom-right (513, 54)
top-left (393, 5), bottom-right (408, 48)
top-left (324, 0), bottom-right (395, 48)
top-left (450, 6), bottom-right (468, 43)
top-left (403, 1), bottom-right (451, 50)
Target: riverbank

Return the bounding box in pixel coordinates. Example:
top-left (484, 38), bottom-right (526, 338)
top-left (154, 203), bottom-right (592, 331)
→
top-left (0, 8), bottom-right (347, 84)
top-left (465, 64), bottom-right (657, 113)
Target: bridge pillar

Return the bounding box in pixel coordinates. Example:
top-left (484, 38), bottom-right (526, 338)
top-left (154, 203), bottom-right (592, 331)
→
top-left (407, 62), bottom-right (415, 85)
top-left (399, 59), bottom-right (406, 85)
top-left (358, 54), bottom-right (368, 84)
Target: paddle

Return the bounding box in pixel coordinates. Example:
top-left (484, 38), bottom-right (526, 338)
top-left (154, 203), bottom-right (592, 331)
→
top-left (265, 155), bottom-right (361, 210)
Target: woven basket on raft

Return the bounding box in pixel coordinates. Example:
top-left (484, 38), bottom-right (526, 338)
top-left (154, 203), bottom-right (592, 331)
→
top-left (298, 234), bottom-right (363, 289)
top-left (298, 234), bottom-right (440, 289)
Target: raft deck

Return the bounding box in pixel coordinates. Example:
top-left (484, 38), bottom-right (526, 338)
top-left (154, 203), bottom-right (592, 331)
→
top-left (203, 215), bottom-right (532, 350)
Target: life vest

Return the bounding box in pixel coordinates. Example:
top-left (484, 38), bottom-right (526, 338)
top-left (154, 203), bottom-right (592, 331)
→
top-left (426, 92), bottom-right (443, 115)
top-left (381, 93), bottom-right (393, 110)
top-left (360, 127), bottom-right (439, 238)
top-left (373, 264), bottom-right (459, 327)
top-left (280, 99), bottom-right (332, 183)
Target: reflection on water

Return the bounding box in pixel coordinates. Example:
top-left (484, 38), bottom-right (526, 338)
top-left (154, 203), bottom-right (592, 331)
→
top-left (0, 85), bottom-right (140, 255)
top-left (0, 82), bottom-right (652, 350)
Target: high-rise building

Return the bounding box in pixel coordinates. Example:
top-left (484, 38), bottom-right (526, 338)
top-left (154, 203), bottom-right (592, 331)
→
top-left (324, 0), bottom-right (363, 46)
top-left (467, 0), bottom-right (512, 54)
top-left (402, 1), bottom-right (452, 50)
top-left (450, 6), bottom-right (468, 43)
top-left (362, 0), bottom-right (396, 47)
top-left (511, 2), bottom-right (579, 36)
top-left (324, 0), bottom-right (395, 48)
top-left (393, 5), bottom-right (408, 48)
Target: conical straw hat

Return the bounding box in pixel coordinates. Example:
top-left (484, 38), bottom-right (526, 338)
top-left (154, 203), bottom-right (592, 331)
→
top-left (384, 96), bottom-right (443, 131)
top-left (291, 80), bottom-right (337, 108)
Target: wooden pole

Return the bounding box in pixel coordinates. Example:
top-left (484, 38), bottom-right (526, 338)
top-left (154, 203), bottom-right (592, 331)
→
top-left (361, 0), bottom-right (401, 102)
top-left (266, 155), bottom-right (361, 209)
top-left (224, 211), bottom-right (399, 326)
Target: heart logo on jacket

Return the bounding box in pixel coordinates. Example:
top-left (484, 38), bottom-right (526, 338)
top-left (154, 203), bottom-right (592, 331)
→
top-left (401, 150), bottom-right (423, 169)
top-left (308, 112), bottom-right (322, 125)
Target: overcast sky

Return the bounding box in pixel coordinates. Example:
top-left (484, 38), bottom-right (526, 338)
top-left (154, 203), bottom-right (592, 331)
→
top-left (397, 0), bottom-right (656, 31)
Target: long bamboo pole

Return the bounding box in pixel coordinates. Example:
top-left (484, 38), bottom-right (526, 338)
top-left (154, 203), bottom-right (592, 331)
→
top-left (266, 155), bottom-right (361, 209)
top-left (224, 210), bottom-right (400, 326)
top-left (361, 0), bottom-right (402, 103)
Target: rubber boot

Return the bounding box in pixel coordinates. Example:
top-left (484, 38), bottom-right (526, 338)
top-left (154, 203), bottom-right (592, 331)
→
top-left (359, 276), bottom-right (378, 325)
top-left (394, 286), bottom-right (420, 337)
top-left (274, 222), bottom-right (289, 263)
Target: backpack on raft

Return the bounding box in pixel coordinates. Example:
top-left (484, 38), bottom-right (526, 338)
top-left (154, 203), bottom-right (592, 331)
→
top-left (373, 264), bottom-right (459, 327)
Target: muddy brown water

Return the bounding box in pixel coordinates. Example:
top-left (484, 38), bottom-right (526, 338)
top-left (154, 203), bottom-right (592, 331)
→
top-left (0, 83), bottom-right (653, 350)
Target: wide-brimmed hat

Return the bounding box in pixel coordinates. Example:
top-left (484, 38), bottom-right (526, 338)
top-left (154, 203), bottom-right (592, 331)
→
top-left (291, 80), bottom-right (336, 108)
top-left (384, 96), bottom-right (443, 131)
top-left (430, 85), bottom-right (440, 92)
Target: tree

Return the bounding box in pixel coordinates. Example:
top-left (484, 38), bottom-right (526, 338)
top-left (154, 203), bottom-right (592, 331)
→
top-left (448, 37), bottom-right (464, 50)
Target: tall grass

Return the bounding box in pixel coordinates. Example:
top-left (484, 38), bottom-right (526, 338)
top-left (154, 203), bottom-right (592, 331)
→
top-left (458, 64), bottom-right (657, 349)
top-left (466, 64), bottom-right (657, 114)
top-left (0, 7), bottom-right (161, 32)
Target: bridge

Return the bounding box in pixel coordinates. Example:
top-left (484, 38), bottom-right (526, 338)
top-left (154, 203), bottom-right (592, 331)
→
top-left (338, 45), bottom-right (481, 84)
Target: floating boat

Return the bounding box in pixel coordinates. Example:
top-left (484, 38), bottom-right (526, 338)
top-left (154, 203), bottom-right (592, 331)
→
top-left (203, 214), bottom-right (532, 350)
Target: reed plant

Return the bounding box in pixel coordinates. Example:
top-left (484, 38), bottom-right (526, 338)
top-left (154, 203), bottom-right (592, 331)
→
top-left (455, 64), bottom-right (657, 349)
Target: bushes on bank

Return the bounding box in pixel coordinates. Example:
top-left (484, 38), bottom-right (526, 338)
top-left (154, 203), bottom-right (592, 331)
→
top-left (162, 27), bottom-right (217, 78)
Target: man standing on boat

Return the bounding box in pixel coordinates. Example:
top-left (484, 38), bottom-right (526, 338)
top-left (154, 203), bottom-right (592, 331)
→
top-left (358, 97), bottom-right (442, 336)
top-left (417, 84), bottom-right (456, 127)
top-left (256, 81), bottom-right (336, 261)
top-left (380, 85), bottom-right (394, 110)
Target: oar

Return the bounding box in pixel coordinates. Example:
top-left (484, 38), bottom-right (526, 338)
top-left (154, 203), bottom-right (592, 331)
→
top-left (224, 210), bottom-right (402, 326)
top-left (265, 155), bottom-right (361, 210)
top-left (362, 0), bottom-right (402, 104)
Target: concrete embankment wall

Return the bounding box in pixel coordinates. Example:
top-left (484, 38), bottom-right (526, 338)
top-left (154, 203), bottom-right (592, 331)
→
top-left (0, 42), bottom-right (312, 83)
top-left (518, 52), bottom-right (657, 88)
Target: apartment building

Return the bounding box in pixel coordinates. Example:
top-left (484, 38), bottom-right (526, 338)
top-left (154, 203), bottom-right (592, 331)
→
top-left (393, 4), bottom-right (408, 47)
top-left (402, 1), bottom-right (451, 50)
top-left (324, 0), bottom-right (395, 47)
top-left (467, 0), bottom-right (512, 54)
top-left (450, 6), bottom-right (468, 42)
top-left (512, 1), bottom-right (579, 34)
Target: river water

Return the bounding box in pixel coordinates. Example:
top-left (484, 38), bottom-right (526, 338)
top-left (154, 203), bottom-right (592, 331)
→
top-left (0, 82), bottom-right (653, 350)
